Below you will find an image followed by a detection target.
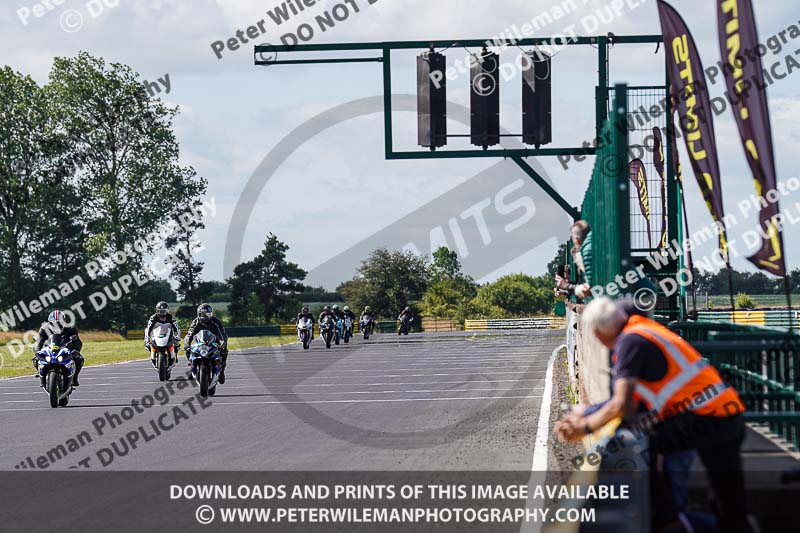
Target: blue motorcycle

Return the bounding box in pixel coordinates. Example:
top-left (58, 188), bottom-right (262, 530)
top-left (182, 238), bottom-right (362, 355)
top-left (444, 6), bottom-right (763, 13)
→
top-left (189, 330), bottom-right (222, 398)
top-left (35, 334), bottom-right (77, 408)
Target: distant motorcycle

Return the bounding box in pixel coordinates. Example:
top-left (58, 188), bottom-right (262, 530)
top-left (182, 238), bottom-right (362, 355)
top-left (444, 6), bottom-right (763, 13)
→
top-left (149, 323), bottom-right (179, 381)
top-left (398, 315), bottom-right (412, 336)
top-left (297, 317), bottom-right (314, 350)
top-left (360, 316), bottom-right (374, 340)
top-left (320, 316), bottom-right (335, 349)
top-left (35, 334), bottom-right (77, 408)
top-left (334, 318), bottom-right (343, 345)
top-left (189, 330), bottom-right (223, 397)
top-left (343, 316), bottom-right (354, 343)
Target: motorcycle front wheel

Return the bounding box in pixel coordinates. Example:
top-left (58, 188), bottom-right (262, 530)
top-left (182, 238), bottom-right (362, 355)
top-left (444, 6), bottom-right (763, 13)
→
top-left (199, 364), bottom-right (210, 397)
top-left (47, 371), bottom-right (59, 408)
top-left (158, 352), bottom-right (168, 381)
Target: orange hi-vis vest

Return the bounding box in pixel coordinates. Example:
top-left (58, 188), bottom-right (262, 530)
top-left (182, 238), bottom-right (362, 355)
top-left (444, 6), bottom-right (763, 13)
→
top-left (620, 315), bottom-right (745, 418)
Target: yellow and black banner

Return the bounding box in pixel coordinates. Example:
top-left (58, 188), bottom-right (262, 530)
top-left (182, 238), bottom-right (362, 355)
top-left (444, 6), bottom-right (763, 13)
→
top-left (717, 0), bottom-right (786, 276)
top-left (652, 127), bottom-right (668, 250)
top-left (629, 158), bottom-right (653, 248)
top-left (658, 0), bottom-right (729, 260)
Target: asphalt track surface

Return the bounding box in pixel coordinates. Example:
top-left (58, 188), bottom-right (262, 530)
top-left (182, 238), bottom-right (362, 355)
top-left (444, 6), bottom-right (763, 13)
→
top-left (0, 330), bottom-right (563, 471)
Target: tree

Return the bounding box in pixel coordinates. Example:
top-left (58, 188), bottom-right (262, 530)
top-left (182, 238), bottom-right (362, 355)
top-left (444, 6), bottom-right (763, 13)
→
top-left (0, 66), bottom-right (75, 325)
top-left (338, 248), bottom-right (430, 318)
top-left (46, 53), bottom-right (207, 327)
top-left (227, 234), bottom-right (306, 325)
top-left (420, 247), bottom-right (477, 321)
top-left (195, 281), bottom-right (232, 303)
top-left (470, 273), bottom-right (555, 318)
top-left (165, 215), bottom-right (204, 307)
top-left (547, 241), bottom-right (569, 276)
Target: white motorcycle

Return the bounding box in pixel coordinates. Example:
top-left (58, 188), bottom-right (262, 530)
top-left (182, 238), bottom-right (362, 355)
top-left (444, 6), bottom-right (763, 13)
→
top-left (149, 323), bottom-right (179, 381)
top-left (297, 317), bottom-right (314, 350)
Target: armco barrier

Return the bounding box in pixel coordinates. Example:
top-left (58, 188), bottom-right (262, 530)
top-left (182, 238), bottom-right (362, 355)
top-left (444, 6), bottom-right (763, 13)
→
top-left (129, 325), bottom-right (283, 340)
top-left (697, 310), bottom-right (800, 329)
top-left (420, 318), bottom-right (459, 332)
top-left (464, 317), bottom-right (566, 331)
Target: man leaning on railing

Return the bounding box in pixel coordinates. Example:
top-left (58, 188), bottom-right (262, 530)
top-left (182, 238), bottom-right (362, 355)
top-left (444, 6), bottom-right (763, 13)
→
top-left (557, 297), bottom-right (752, 533)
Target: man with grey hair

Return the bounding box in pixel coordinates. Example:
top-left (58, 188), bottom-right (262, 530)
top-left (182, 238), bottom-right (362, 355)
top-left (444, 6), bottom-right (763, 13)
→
top-left (557, 297), bottom-right (751, 532)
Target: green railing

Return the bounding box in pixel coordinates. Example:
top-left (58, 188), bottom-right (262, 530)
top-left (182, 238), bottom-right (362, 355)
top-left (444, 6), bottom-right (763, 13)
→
top-left (669, 321), bottom-right (800, 450)
top-left (573, 85), bottom-right (630, 290)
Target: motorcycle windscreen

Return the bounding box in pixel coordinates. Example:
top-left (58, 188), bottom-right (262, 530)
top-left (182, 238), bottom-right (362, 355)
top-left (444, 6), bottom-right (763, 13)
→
top-left (152, 323), bottom-right (172, 346)
top-left (194, 330), bottom-right (217, 345)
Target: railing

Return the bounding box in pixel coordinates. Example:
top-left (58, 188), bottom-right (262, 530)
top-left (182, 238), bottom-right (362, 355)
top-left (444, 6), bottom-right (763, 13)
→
top-left (464, 317), bottom-right (566, 331)
top-left (669, 321), bottom-right (800, 450)
top-left (696, 310), bottom-right (800, 329)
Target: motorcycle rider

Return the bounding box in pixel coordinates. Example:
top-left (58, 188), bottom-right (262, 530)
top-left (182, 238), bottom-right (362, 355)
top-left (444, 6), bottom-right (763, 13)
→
top-left (185, 303), bottom-right (228, 383)
top-left (342, 305), bottom-right (356, 322)
top-left (360, 305), bottom-right (375, 328)
top-left (318, 305), bottom-right (336, 324)
top-left (398, 306), bottom-right (415, 332)
top-left (360, 306), bottom-right (375, 321)
top-left (144, 301), bottom-right (181, 365)
top-left (398, 306), bottom-right (415, 322)
top-left (32, 310), bottom-right (84, 386)
top-left (296, 305), bottom-right (315, 340)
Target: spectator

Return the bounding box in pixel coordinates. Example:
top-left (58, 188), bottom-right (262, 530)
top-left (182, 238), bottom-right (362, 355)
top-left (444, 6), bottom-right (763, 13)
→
top-left (553, 221), bottom-right (592, 300)
top-left (557, 297), bottom-right (751, 533)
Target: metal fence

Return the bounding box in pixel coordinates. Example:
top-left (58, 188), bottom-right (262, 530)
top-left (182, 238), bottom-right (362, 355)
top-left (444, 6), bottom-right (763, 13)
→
top-left (669, 321), bottom-right (800, 450)
top-left (464, 317), bottom-right (566, 331)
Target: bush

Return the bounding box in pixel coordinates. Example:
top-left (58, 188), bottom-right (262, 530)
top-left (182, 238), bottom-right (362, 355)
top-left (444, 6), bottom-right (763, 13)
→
top-left (735, 292), bottom-right (757, 310)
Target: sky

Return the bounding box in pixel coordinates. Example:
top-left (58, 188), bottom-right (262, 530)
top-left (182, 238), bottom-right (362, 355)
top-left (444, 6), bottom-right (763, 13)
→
top-left (2, 0), bottom-right (800, 290)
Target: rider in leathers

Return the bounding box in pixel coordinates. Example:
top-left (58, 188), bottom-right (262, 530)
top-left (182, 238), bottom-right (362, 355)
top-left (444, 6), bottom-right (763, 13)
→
top-left (144, 301), bottom-right (181, 365)
top-left (185, 303), bottom-right (228, 384)
top-left (32, 310), bottom-right (85, 386)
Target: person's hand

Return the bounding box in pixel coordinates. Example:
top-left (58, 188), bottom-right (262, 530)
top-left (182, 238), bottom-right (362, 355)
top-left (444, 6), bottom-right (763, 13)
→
top-left (574, 283), bottom-right (591, 299)
top-left (556, 415), bottom-right (587, 443)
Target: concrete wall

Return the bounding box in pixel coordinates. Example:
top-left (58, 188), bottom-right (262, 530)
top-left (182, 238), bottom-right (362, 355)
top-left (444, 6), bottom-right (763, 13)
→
top-left (567, 305), bottom-right (611, 405)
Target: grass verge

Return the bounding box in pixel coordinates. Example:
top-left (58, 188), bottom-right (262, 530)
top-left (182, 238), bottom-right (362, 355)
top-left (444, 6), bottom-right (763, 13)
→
top-left (0, 335), bottom-right (297, 379)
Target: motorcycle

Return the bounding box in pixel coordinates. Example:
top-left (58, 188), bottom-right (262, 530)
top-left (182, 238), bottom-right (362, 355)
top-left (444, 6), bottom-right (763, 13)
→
top-left (320, 316), bottom-right (335, 349)
top-left (189, 330), bottom-right (223, 398)
top-left (360, 316), bottom-right (374, 340)
top-left (35, 334), bottom-right (77, 408)
top-left (297, 317), bottom-right (314, 350)
top-left (334, 318), bottom-right (343, 345)
top-left (149, 323), bottom-right (179, 381)
top-left (343, 316), bottom-right (354, 343)
top-left (398, 315), bottom-right (412, 336)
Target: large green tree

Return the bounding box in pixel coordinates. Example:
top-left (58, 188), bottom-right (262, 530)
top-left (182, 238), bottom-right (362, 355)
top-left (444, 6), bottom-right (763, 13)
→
top-left (0, 66), bottom-right (75, 324)
top-left (470, 273), bottom-right (555, 318)
top-left (338, 248), bottom-right (430, 318)
top-left (420, 247), bottom-right (477, 321)
top-left (46, 53), bottom-right (207, 328)
top-left (228, 234), bottom-right (307, 325)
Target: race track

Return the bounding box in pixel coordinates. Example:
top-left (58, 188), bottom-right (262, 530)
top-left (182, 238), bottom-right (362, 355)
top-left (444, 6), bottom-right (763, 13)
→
top-left (0, 330), bottom-right (563, 471)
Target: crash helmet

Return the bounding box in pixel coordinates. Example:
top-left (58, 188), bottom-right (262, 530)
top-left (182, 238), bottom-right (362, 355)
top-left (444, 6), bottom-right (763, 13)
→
top-left (302, 306), bottom-right (310, 314)
top-left (364, 306), bottom-right (371, 312)
top-left (343, 306), bottom-right (350, 312)
top-left (404, 306), bottom-right (411, 312)
top-left (156, 301), bottom-right (169, 317)
top-left (197, 303), bottom-right (213, 321)
top-left (332, 305), bottom-right (339, 311)
top-left (323, 305), bottom-right (331, 312)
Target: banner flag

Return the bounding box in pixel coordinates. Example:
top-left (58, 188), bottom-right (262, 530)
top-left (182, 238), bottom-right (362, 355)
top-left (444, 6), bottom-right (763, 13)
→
top-left (658, 0), bottom-right (729, 260)
top-left (629, 158), bottom-right (653, 248)
top-left (652, 127), bottom-right (668, 249)
top-left (717, 0), bottom-right (786, 276)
